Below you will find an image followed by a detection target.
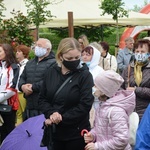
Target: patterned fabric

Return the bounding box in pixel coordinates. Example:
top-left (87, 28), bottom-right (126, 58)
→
top-left (134, 61), bottom-right (145, 87)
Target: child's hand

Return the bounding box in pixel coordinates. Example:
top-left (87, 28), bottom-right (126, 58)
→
top-left (84, 132), bottom-right (94, 143)
top-left (85, 142), bottom-right (95, 150)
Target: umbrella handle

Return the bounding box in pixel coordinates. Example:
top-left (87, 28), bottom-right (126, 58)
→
top-left (81, 129), bottom-right (89, 136)
top-left (52, 123), bottom-right (56, 133)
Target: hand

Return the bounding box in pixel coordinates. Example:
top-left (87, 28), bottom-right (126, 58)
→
top-left (45, 119), bottom-right (52, 126)
top-left (50, 112), bottom-right (62, 124)
top-left (84, 132), bottom-right (94, 143)
top-left (85, 142), bottom-right (95, 150)
top-left (21, 84), bottom-right (33, 96)
top-left (126, 86), bottom-right (136, 91)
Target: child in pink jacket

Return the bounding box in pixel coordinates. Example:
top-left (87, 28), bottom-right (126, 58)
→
top-left (84, 70), bottom-right (135, 150)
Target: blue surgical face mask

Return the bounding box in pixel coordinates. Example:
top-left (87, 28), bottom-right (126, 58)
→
top-left (35, 46), bottom-right (47, 57)
top-left (134, 53), bottom-right (149, 63)
top-left (86, 61), bottom-right (91, 67)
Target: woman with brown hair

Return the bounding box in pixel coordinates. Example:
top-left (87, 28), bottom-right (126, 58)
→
top-left (0, 44), bottom-right (19, 142)
top-left (15, 45), bottom-right (30, 126)
top-left (121, 39), bottom-right (150, 120)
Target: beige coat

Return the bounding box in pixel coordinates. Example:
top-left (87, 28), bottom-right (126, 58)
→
top-left (99, 53), bottom-right (117, 71)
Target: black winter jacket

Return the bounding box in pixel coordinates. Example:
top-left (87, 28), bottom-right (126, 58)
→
top-left (39, 63), bottom-right (94, 141)
top-left (18, 51), bottom-right (56, 109)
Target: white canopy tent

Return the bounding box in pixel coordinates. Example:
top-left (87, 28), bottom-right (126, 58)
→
top-left (2, 0), bottom-right (150, 28)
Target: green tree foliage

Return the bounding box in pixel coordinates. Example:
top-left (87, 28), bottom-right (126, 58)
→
top-left (100, 0), bottom-right (128, 50)
top-left (40, 26), bottom-right (116, 54)
top-left (1, 10), bottom-right (33, 46)
top-left (100, 0), bottom-right (128, 20)
top-left (0, 0), bottom-right (6, 23)
top-left (50, 26), bottom-right (115, 43)
top-left (0, 0), bottom-right (6, 41)
top-left (24, 0), bottom-right (54, 39)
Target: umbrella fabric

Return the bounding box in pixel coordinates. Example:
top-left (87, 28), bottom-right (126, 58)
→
top-left (0, 114), bottom-right (47, 150)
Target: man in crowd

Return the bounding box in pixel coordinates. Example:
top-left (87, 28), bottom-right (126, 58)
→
top-left (18, 38), bottom-right (55, 119)
top-left (117, 37), bottom-right (134, 74)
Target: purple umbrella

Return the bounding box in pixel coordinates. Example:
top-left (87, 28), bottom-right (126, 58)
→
top-left (0, 114), bottom-right (47, 150)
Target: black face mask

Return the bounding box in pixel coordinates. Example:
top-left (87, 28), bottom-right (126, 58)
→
top-left (62, 59), bottom-right (80, 71)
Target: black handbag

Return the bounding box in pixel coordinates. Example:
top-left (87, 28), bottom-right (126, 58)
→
top-left (40, 74), bottom-right (75, 149)
top-left (0, 104), bottom-right (12, 112)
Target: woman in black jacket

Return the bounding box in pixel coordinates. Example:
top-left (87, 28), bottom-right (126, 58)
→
top-left (39, 37), bottom-right (94, 150)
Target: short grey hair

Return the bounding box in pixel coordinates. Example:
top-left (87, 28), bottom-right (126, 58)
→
top-left (39, 38), bottom-right (52, 50)
top-left (125, 37), bottom-right (134, 43)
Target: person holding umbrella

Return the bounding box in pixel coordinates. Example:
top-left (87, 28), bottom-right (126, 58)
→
top-left (39, 37), bottom-right (94, 150)
top-left (84, 70), bottom-right (135, 150)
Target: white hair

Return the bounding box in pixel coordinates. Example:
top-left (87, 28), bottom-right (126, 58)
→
top-left (39, 38), bottom-right (52, 50)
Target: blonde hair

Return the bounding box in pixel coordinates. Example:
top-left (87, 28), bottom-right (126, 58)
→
top-left (78, 34), bottom-right (89, 48)
top-left (56, 37), bottom-right (81, 65)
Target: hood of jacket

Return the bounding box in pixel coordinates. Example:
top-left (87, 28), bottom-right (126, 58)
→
top-left (88, 45), bottom-right (100, 70)
top-left (87, 45), bottom-right (104, 79)
top-left (103, 90), bottom-right (135, 116)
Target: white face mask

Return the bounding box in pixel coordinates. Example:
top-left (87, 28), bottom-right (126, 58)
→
top-left (134, 53), bottom-right (149, 63)
top-left (35, 46), bottom-right (47, 57)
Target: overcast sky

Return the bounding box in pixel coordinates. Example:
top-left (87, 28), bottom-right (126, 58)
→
top-left (122, 0), bottom-right (149, 9)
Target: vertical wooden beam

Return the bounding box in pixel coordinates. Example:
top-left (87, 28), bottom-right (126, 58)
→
top-left (68, 12), bottom-right (74, 37)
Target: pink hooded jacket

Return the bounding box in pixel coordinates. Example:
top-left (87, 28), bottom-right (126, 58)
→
top-left (90, 90), bottom-right (135, 150)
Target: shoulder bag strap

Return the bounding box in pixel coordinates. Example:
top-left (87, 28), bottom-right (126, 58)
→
top-left (110, 55), bottom-right (112, 68)
top-left (51, 74), bottom-right (74, 105)
top-left (102, 58), bottom-right (104, 69)
top-left (6, 66), bottom-right (11, 89)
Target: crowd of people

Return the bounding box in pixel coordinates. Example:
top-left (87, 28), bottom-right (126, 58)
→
top-left (0, 34), bottom-right (149, 150)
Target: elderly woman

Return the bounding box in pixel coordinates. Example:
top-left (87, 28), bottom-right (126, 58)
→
top-left (121, 39), bottom-right (150, 120)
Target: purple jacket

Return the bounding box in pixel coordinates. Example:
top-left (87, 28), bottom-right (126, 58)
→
top-left (90, 90), bottom-right (135, 150)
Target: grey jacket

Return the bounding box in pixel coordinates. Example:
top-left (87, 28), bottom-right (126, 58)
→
top-left (117, 48), bottom-right (133, 74)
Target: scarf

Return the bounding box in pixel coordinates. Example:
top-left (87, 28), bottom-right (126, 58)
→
top-left (134, 61), bottom-right (145, 86)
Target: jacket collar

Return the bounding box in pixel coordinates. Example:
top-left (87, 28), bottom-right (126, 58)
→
top-left (124, 48), bottom-right (132, 55)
